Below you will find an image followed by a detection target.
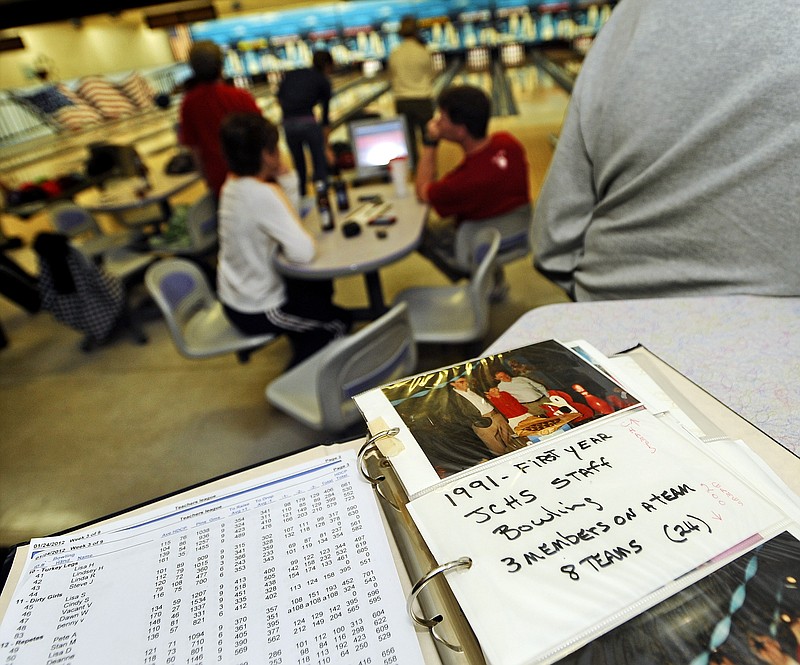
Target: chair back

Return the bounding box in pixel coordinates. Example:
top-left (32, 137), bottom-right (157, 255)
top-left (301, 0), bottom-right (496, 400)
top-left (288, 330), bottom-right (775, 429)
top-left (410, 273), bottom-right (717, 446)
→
top-left (453, 202), bottom-right (532, 269)
top-left (467, 228), bottom-right (501, 338)
top-left (145, 258), bottom-right (214, 349)
top-left (266, 303), bottom-right (417, 431)
top-left (145, 257), bottom-right (274, 360)
top-left (49, 202), bottom-right (101, 239)
top-left (185, 193), bottom-right (218, 251)
top-left (318, 303), bottom-right (417, 431)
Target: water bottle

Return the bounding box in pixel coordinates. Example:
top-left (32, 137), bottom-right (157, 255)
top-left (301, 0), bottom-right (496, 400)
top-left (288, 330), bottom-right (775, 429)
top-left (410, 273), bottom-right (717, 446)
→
top-left (315, 180), bottom-right (335, 232)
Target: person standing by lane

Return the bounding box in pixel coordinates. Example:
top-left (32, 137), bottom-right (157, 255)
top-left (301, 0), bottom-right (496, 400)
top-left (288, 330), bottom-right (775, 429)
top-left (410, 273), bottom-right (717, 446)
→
top-left (179, 40), bottom-right (260, 202)
top-left (388, 16), bottom-right (435, 169)
top-left (278, 50), bottom-right (334, 201)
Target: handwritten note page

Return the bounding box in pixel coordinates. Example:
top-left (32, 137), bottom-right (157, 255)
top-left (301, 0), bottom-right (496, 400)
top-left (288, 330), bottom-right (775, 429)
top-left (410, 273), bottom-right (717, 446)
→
top-left (407, 408), bottom-right (787, 665)
top-left (0, 450), bottom-right (426, 665)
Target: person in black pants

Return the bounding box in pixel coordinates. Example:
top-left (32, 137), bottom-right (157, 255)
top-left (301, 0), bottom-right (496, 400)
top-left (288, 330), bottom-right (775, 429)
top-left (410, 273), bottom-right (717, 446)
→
top-left (278, 50), bottom-right (334, 199)
top-left (1, 238), bottom-right (40, 347)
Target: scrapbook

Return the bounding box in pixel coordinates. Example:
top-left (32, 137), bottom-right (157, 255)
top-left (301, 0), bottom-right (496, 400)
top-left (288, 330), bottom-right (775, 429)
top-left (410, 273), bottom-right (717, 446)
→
top-left (353, 340), bottom-right (800, 665)
top-left (2, 341), bottom-right (799, 665)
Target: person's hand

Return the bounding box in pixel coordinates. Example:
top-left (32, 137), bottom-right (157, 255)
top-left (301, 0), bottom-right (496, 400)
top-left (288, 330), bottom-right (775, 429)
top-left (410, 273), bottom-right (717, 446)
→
top-left (749, 634), bottom-right (794, 665)
top-left (788, 616), bottom-right (800, 643)
top-left (424, 117), bottom-right (441, 145)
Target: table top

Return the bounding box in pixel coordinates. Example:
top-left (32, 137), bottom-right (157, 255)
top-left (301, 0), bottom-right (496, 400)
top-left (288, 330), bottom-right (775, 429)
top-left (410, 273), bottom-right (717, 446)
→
top-left (275, 183), bottom-right (428, 280)
top-left (486, 295), bottom-right (800, 456)
top-left (75, 148), bottom-right (201, 214)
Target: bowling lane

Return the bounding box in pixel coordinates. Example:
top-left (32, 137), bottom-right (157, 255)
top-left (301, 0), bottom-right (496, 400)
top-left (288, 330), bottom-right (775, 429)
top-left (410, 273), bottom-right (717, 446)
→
top-left (447, 54), bottom-right (572, 121)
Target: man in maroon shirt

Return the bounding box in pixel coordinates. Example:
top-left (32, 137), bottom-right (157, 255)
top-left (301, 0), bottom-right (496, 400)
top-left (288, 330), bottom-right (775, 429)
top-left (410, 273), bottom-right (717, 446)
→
top-left (415, 84), bottom-right (530, 280)
top-left (179, 41), bottom-right (260, 201)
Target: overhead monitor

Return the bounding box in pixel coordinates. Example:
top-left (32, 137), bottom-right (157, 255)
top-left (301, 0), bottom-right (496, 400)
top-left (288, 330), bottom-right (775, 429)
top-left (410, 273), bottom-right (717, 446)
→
top-left (348, 115), bottom-right (413, 183)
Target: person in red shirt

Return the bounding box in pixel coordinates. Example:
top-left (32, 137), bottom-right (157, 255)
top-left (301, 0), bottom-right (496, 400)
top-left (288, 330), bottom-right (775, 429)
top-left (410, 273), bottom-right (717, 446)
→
top-left (179, 40), bottom-right (260, 201)
top-left (415, 84), bottom-right (530, 281)
top-left (485, 386), bottom-right (528, 421)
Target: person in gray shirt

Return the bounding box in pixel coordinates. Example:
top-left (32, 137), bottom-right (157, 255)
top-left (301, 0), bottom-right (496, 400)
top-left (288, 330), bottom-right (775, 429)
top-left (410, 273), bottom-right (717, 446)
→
top-left (532, 0), bottom-right (800, 301)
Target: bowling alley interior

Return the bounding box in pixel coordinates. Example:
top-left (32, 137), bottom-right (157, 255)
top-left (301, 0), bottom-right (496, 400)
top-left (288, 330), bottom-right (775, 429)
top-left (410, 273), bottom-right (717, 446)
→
top-left (0, 0), bottom-right (612, 552)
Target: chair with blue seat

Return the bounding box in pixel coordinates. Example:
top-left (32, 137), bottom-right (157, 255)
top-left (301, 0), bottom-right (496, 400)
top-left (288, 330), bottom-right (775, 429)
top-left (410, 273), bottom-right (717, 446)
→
top-left (265, 302), bottom-right (417, 432)
top-left (392, 228), bottom-right (501, 349)
top-left (147, 192), bottom-right (219, 280)
top-left (452, 202), bottom-right (532, 272)
top-left (49, 201), bottom-right (154, 284)
top-left (145, 257), bottom-right (274, 362)
top-left (148, 192), bottom-right (218, 259)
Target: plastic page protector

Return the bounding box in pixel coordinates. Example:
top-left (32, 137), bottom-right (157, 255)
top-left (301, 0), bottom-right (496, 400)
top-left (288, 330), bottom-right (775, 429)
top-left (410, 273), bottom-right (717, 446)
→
top-left (407, 408), bottom-right (789, 665)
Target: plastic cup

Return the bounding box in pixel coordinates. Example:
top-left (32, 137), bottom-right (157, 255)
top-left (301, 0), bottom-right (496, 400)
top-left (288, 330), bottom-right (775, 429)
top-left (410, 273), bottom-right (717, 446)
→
top-left (390, 157), bottom-right (408, 198)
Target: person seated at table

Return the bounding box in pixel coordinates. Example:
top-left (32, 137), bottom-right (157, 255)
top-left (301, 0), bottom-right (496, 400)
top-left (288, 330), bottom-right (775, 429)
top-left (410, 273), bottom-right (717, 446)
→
top-left (414, 84), bottom-right (531, 282)
top-left (217, 112), bottom-right (351, 368)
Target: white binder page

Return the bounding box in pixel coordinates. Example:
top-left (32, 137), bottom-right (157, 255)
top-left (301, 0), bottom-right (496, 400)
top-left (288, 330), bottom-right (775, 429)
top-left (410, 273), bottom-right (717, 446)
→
top-left (407, 408), bottom-right (789, 665)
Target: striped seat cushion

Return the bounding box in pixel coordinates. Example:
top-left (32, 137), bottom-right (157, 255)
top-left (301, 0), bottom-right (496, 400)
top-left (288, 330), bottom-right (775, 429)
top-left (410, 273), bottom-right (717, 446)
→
top-left (118, 72), bottom-right (156, 110)
top-left (76, 75), bottom-right (137, 120)
top-left (55, 84), bottom-right (105, 130)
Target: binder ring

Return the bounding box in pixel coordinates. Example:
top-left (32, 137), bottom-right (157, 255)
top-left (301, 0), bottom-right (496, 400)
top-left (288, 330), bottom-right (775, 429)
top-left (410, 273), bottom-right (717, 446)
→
top-left (407, 557), bottom-right (473, 652)
top-left (358, 428), bottom-right (401, 511)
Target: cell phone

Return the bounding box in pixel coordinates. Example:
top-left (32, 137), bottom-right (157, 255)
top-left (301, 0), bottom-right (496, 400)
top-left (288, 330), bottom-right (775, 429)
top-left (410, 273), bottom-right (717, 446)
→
top-left (368, 216), bottom-right (396, 226)
top-left (358, 194), bottom-right (383, 204)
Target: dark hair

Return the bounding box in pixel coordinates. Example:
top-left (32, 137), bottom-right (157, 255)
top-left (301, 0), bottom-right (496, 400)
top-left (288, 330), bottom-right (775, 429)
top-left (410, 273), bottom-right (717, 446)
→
top-left (220, 112), bottom-right (277, 176)
top-left (189, 40), bottom-right (223, 82)
top-left (437, 85), bottom-right (491, 139)
top-left (399, 15), bottom-right (425, 45)
top-left (312, 49), bottom-right (334, 72)
top-left (399, 16), bottom-right (417, 36)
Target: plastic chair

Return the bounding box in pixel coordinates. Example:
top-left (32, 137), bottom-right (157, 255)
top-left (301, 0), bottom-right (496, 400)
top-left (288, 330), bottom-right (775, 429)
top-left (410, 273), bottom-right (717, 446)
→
top-left (50, 201), bottom-right (135, 258)
top-left (393, 228), bottom-right (501, 346)
top-left (49, 201), bottom-right (154, 284)
top-left (148, 192), bottom-right (218, 258)
top-left (265, 303), bottom-right (417, 432)
top-left (452, 203), bottom-right (533, 272)
top-left (145, 257), bottom-right (274, 362)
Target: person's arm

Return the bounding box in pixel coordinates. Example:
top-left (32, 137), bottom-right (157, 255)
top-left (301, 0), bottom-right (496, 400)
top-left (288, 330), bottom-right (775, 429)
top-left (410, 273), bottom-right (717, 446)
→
top-left (531, 95), bottom-right (596, 297)
top-left (319, 76), bottom-right (332, 129)
top-left (415, 117), bottom-right (441, 202)
top-left (275, 160), bottom-right (301, 214)
top-left (263, 183), bottom-right (316, 264)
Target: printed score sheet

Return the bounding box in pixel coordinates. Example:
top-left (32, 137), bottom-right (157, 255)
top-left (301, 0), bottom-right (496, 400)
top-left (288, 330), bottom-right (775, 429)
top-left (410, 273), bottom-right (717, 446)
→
top-left (0, 449), bottom-right (426, 665)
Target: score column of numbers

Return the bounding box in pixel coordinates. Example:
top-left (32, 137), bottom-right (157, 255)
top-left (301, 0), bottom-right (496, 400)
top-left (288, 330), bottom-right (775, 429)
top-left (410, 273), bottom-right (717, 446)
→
top-left (141, 463), bottom-right (406, 665)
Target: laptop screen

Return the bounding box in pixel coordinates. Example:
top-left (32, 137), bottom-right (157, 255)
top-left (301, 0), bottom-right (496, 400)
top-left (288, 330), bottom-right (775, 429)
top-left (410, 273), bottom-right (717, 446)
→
top-left (348, 115), bottom-right (413, 180)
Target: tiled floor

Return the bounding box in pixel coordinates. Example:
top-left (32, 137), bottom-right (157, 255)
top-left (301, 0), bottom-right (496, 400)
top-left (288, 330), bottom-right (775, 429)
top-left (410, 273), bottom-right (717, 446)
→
top-left (0, 67), bottom-right (572, 549)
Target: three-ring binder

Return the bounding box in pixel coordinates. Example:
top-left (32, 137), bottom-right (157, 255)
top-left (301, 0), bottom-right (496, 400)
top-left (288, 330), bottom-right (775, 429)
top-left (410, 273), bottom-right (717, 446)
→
top-left (407, 557), bottom-right (473, 652)
top-left (357, 427), bottom-right (401, 510)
